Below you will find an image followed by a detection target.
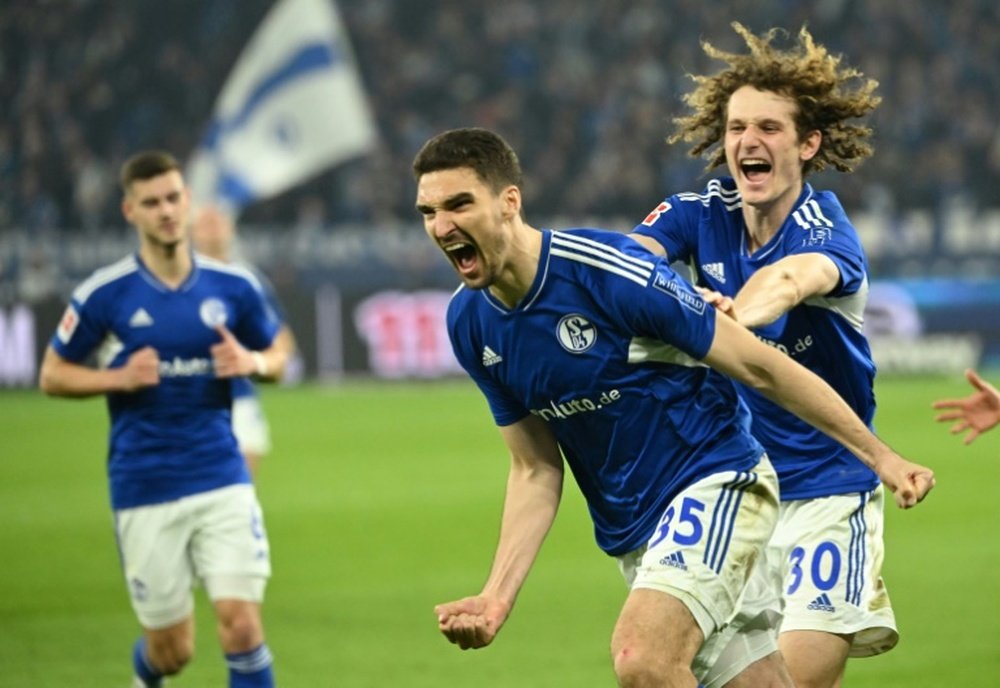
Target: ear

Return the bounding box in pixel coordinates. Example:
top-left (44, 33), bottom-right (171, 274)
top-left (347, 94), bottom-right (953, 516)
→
top-left (800, 129), bottom-right (822, 162)
top-left (121, 195), bottom-right (134, 224)
top-left (500, 184), bottom-right (521, 220)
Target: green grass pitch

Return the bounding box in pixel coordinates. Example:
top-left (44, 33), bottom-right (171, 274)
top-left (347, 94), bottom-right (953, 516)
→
top-left (0, 375), bottom-right (997, 686)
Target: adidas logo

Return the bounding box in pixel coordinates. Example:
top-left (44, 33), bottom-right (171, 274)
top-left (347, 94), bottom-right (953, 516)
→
top-left (701, 262), bottom-right (725, 283)
top-left (482, 346), bottom-right (503, 367)
top-left (807, 593), bottom-right (836, 613)
top-left (658, 551), bottom-right (687, 571)
top-left (129, 308), bottom-right (154, 327)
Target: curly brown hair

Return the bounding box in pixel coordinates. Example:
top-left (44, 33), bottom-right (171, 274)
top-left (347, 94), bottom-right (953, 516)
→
top-left (671, 22), bottom-right (881, 176)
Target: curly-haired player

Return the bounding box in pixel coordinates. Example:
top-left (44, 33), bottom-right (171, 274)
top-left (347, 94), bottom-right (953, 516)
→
top-left (632, 22), bottom-right (905, 688)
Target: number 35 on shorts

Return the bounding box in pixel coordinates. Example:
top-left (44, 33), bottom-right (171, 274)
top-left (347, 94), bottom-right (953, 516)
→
top-left (648, 497), bottom-right (707, 549)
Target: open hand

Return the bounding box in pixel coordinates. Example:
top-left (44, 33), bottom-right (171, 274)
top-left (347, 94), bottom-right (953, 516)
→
top-left (932, 369), bottom-right (1000, 445)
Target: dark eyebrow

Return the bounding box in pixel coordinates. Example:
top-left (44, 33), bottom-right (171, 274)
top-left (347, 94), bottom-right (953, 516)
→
top-left (415, 191), bottom-right (476, 215)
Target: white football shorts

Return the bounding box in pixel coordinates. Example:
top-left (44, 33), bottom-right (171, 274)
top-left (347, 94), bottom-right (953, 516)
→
top-left (617, 454), bottom-right (781, 687)
top-left (114, 484), bottom-right (271, 629)
top-left (232, 395), bottom-right (272, 457)
top-left (766, 484), bottom-right (897, 656)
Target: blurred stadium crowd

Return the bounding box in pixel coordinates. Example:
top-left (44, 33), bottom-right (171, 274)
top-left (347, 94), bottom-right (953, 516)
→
top-left (1, 0), bottom-right (998, 294)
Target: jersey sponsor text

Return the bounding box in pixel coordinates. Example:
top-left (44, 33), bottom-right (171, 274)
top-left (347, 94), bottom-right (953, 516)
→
top-left (530, 389), bottom-right (622, 421)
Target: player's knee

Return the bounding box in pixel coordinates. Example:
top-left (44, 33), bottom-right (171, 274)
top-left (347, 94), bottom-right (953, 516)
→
top-left (217, 608), bottom-right (264, 652)
top-left (148, 635), bottom-right (194, 675)
top-left (613, 642), bottom-right (687, 687)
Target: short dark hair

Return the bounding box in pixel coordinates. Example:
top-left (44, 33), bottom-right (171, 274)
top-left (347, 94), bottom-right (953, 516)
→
top-left (411, 127), bottom-right (523, 193)
top-left (119, 150), bottom-right (181, 194)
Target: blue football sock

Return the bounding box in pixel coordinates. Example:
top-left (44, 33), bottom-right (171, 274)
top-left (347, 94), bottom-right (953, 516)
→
top-left (132, 637), bottom-right (164, 687)
top-left (226, 643), bottom-right (274, 687)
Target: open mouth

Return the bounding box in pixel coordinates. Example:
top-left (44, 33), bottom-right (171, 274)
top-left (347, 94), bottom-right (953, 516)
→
top-left (444, 241), bottom-right (479, 275)
top-left (740, 158), bottom-right (772, 183)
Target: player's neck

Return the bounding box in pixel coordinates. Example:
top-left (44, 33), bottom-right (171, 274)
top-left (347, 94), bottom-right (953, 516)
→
top-left (741, 187), bottom-right (800, 253)
top-left (140, 242), bottom-right (193, 289)
top-left (487, 223), bottom-right (542, 308)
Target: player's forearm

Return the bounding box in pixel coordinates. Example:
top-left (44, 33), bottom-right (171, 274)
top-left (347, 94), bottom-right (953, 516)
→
top-left (706, 315), bottom-right (889, 472)
top-left (480, 462), bottom-right (562, 607)
top-left (39, 357), bottom-right (130, 398)
top-left (732, 268), bottom-right (801, 328)
top-left (250, 332), bottom-right (293, 383)
top-left (736, 346), bottom-right (891, 471)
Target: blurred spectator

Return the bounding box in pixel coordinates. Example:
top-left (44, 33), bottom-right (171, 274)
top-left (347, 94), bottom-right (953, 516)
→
top-left (0, 0), bottom-right (997, 238)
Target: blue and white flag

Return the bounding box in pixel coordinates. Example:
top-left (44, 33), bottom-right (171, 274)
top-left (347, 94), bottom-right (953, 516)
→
top-left (186, 0), bottom-right (377, 217)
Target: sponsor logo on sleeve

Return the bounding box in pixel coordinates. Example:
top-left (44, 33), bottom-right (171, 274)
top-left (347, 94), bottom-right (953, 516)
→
top-left (641, 201), bottom-right (672, 226)
top-left (56, 305), bottom-right (79, 344)
top-left (652, 271), bottom-right (706, 315)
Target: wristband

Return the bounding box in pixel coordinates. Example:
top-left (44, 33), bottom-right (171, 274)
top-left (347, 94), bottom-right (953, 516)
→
top-left (251, 351), bottom-right (268, 377)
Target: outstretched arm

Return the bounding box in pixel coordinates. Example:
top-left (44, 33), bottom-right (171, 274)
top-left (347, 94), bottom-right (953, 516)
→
top-left (703, 312), bottom-right (934, 508)
top-left (932, 368), bottom-right (1000, 444)
top-left (633, 235), bottom-right (841, 329)
top-left (729, 253), bottom-right (840, 328)
top-left (434, 414), bottom-right (564, 649)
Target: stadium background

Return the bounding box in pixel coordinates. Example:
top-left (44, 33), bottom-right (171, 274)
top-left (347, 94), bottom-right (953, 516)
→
top-left (0, 1), bottom-right (998, 686)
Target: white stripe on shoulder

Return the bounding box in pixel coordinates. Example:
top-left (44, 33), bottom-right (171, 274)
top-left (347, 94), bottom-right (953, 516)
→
top-left (792, 199), bottom-right (834, 230)
top-left (194, 254), bottom-right (264, 290)
top-left (550, 232), bottom-right (653, 287)
top-left (675, 179), bottom-right (742, 210)
top-left (72, 255), bottom-right (138, 304)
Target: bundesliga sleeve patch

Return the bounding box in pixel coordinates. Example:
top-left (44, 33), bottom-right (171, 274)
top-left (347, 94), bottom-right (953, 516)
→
top-left (652, 271), bottom-right (706, 315)
top-left (641, 200), bottom-right (672, 226)
top-left (56, 305), bottom-right (80, 344)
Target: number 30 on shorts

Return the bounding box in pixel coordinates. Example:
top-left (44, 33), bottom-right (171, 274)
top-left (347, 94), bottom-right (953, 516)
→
top-left (786, 542), bottom-right (841, 594)
top-left (648, 497), bottom-right (707, 549)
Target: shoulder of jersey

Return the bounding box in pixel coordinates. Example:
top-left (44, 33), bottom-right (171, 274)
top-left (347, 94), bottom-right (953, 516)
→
top-left (71, 254), bottom-right (139, 304)
top-left (550, 229), bottom-right (655, 287)
top-left (674, 177), bottom-right (741, 212)
top-left (194, 254), bottom-right (264, 290)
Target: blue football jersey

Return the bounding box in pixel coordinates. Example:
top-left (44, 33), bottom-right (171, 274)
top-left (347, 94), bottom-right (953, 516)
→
top-left (633, 177), bottom-right (879, 499)
top-left (226, 260), bottom-right (286, 402)
top-left (447, 228), bottom-right (764, 556)
top-left (51, 253), bottom-right (281, 509)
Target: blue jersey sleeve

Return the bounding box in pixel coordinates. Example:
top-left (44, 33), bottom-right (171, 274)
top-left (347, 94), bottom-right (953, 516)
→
top-left (244, 263), bottom-right (288, 324)
top-left (231, 278), bottom-right (281, 351)
top-left (783, 192), bottom-right (867, 299)
top-left (52, 272), bottom-right (131, 366)
top-left (52, 299), bottom-right (104, 363)
top-left (632, 194), bottom-right (702, 262)
top-left (573, 232), bottom-right (717, 360)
